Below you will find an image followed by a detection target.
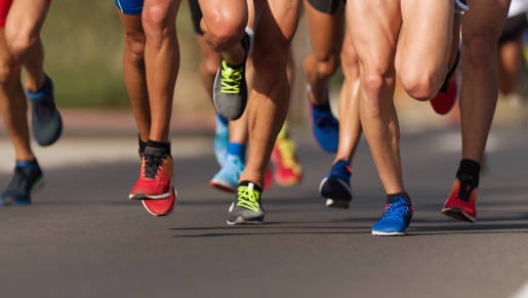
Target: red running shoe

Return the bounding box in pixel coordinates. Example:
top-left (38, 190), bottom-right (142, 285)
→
top-left (441, 176), bottom-right (478, 222)
top-left (430, 50), bottom-right (460, 115)
top-left (430, 78), bottom-right (458, 115)
top-left (141, 187), bottom-right (176, 216)
top-left (129, 150), bottom-right (173, 200)
top-left (270, 136), bottom-right (303, 186)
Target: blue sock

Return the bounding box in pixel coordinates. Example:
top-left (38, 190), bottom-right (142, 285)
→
top-left (216, 113), bottom-right (228, 126)
top-left (16, 160), bottom-right (39, 170)
top-left (227, 142), bottom-right (246, 164)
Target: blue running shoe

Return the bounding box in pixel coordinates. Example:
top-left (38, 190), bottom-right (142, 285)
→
top-left (1, 161), bottom-right (44, 205)
top-left (371, 196), bottom-right (413, 236)
top-left (319, 160), bottom-right (352, 208)
top-left (210, 154), bottom-right (244, 193)
top-left (455, 0), bottom-right (469, 12)
top-left (27, 75), bottom-right (63, 147)
top-left (309, 100), bottom-right (339, 153)
top-left (213, 114), bottom-right (229, 167)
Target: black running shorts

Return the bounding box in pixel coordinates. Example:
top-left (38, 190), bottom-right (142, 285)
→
top-left (306, 0), bottom-right (346, 14)
top-left (188, 0), bottom-right (203, 35)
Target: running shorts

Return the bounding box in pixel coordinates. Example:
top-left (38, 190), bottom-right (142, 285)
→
top-left (115, 0), bottom-right (143, 15)
top-left (499, 12), bottom-right (528, 45)
top-left (306, 0), bottom-right (345, 14)
top-left (0, 0), bottom-right (52, 28)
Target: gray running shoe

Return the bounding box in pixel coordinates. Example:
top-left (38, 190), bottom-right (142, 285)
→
top-left (213, 33), bottom-right (251, 120)
top-left (28, 75), bottom-right (63, 146)
top-left (1, 161), bottom-right (44, 206)
top-left (227, 181), bottom-right (265, 225)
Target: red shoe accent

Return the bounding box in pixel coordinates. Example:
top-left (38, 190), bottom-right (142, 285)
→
top-left (142, 187), bottom-right (176, 216)
top-left (129, 154), bottom-right (173, 200)
top-left (263, 165), bottom-right (273, 191)
top-left (441, 179), bottom-right (477, 222)
top-left (430, 79), bottom-right (458, 115)
top-left (271, 137), bottom-right (303, 186)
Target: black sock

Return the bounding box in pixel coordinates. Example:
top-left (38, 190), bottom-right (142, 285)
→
top-left (145, 140), bottom-right (171, 155)
top-left (456, 159), bottom-right (480, 186)
top-left (238, 180), bottom-right (262, 193)
top-left (138, 135), bottom-right (147, 156)
top-left (386, 192), bottom-right (411, 205)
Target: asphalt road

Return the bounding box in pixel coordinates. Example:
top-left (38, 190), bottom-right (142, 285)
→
top-left (1, 125), bottom-right (528, 298)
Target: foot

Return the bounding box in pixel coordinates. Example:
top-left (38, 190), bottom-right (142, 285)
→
top-left (213, 114), bottom-right (229, 167)
top-left (430, 51), bottom-right (460, 115)
top-left (210, 154), bottom-right (244, 193)
top-left (227, 181), bottom-right (265, 225)
top-left (271, 136), bottom-right (303, 186)
top-left (129, 148), bottom-right (173, 200)
top-left (1, 161), bottom-right (44, 205)
top-left (28, 75), bottom-right (63, 146)
top-left (213, 33), bottom-right (251, 120)
top-left (319, 160), bottom-right (352, 209)
top-left (372, 196), bottom-right (413, 236)
top-left (309, 97), bottom-right (339, 153)
top-left (441, 174), bottom-right (477, 223)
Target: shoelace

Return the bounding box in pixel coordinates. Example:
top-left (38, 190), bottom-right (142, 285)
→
top-left (383, 201), bottom-right (412, 224)
top-left (220, 62), bottom-right (243, 94)
top-left (457, 176), bottom-right (478, 202)
top-left (143, 154), bottom-right (165, 179)
top-left (237, 186), bottom-right (261, 212)
top-left (275, 138), bottom-right (300, 172)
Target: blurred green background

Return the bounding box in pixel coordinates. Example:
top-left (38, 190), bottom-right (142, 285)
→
top-left (43, 1), bottom-right (207, 110)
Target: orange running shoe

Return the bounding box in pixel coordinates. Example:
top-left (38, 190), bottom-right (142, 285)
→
top-left (441, 175), bottom-right (478, 223)
top-left (141, 187), bottom-right (177, 216)
top-left (129, 149), bottom-right (173, 200)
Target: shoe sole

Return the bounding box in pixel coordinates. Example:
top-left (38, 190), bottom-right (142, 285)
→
top-left (129, 189), bottom-right (173, 200)
top-left (319, 177), bottom-right (351, 209)
top-left (209, 181), bottom-right (236, 193)
top-left (441, 207), bottom-right (475, 223)
top-left (141, 188), bottom-right (177, 217)
top-left (371, 230), bottom-right (406, 236)
top-left (226, 217), bottom-right (264, 225)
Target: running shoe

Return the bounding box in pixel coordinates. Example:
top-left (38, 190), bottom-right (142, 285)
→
top-left (129, 148), bottom-right (173, 200)
top-left (213, 33), bottom-right (251, 120)
top-left (0, 162), bottom-right (44, 205)
top-left (441, 174), bottom-right (478, 222)
top-left (141, 187), bottom-right (177, 216)
top-left (271, 136), bottom-right (303, 186)
top-left (309, 98), bottom-right (339, 153)
top-left (210, 154), bottom-right (244, 193)
top-left (371, 196), bottom-right (413, 236)
top-left (227, 181), bottom-right (265, 225)
top-left (213, 114), bottom-right (229, 167)
top-left (27, 75), bottom-right (63, 147)
top-left (319, 160), bottom-right (352, 209)
top-left (430, 51), bottom-right (460, 115)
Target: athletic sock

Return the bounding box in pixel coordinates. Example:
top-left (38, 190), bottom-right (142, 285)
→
top-left (456, 158), bottom-right (480, 186)
top-left (146, 139), bottom-right (171, 156)
top-left (386, 192), bottom-right (411, 205)
top-left (227, 142), bottom-right (246, 164)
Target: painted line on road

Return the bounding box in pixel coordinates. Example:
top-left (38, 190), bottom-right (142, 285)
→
top-left (511, 281), bottom-right (528, 298)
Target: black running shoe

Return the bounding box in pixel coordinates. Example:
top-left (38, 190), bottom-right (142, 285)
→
top-left (1, 161), bottom-right (44, 205)
top-left (28, 75), bottom-right (63, 146)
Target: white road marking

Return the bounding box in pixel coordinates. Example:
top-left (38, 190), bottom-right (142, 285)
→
top-left (511, 281), bottom-right (528, 298)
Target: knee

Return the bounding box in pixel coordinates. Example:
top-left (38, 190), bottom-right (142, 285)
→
top-left (202, 15), bottom-right (246, 51)
top-left (305, 52), bottom-right (340, 81)
top-left (400, 72), bottom-right (441, 101)
top-left (142, 4), bottom-right (175, 39)
top-left (4, 30), bottom-right (36, 59)
top-left (124, 33), bottom-right (146, 68)
top-left (0, 56), bottom-right (18, 84)
top-left (361, 73), bottom-right (388, 114)
top-left (463, 34), bottom-right (496, 71)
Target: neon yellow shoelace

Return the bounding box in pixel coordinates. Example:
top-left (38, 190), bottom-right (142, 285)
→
top-left (237, 185), bottom-right (261, 212)
top-left (220, 61), bottom-right (243, 94)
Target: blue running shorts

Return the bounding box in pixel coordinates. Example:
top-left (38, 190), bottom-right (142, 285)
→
top-left (115, 0), bottom-right (143, 15)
